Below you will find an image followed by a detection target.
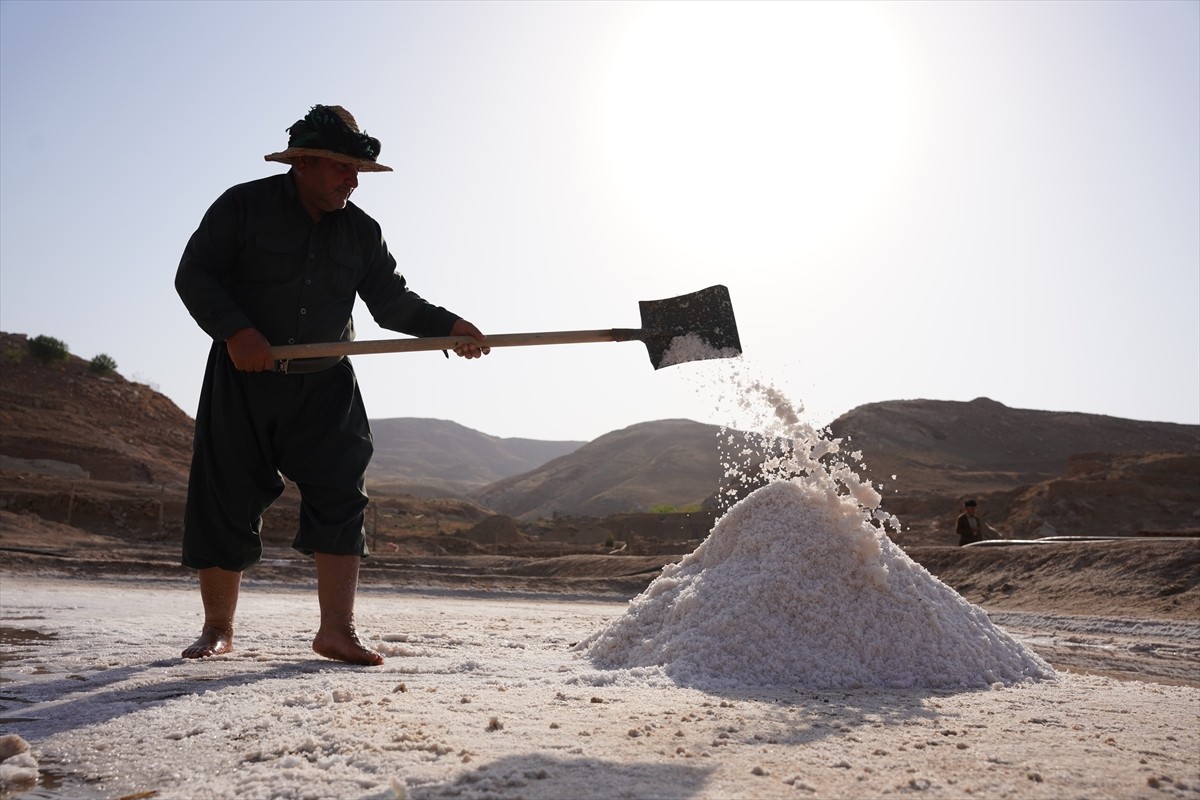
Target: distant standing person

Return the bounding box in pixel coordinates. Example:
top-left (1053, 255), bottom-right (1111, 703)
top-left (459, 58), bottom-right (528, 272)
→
top-left (956, 499), bottom-right (984, 546)
top-left (175, 105), bottom-right (490, 665)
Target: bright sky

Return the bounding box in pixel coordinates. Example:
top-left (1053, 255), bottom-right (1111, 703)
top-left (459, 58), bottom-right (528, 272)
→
top-left (1, 0), bottom-right (1197, 442)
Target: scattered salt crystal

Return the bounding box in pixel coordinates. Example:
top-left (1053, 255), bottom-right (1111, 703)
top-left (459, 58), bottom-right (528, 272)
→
top-left (376, 642), bottom-right (421, 657)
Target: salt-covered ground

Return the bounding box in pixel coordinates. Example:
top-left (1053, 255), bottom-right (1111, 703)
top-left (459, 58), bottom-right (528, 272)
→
top-left (1, 574), bottom-right (1197, 800)
top-left (3, 372), bottom-right (1197, 799)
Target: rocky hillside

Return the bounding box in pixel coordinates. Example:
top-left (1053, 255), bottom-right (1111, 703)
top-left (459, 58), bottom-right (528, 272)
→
top-left (1, 331), bottom-right (1196, 549)
top-left (0, 332), bottom-right (193, 485)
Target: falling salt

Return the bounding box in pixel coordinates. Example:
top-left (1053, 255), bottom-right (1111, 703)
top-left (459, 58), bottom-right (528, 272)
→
top-left (580, 365), bottom-right (1055, 690)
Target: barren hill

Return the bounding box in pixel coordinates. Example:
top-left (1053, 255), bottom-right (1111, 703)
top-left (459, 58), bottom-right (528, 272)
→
top-left (367, 417), bottom-right (582, 498)
top-left (0, 332), bottom-right (193, 485)
top-left (830, 396), bottom-right (1199, 495)
top-left (473, 419), bottom-right (730, 520)
top-left (466, 398), bottom-right (1199, 543)
top-left (818, 397), bottom-right (1199, 543)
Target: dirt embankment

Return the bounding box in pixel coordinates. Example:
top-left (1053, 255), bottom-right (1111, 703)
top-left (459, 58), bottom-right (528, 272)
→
top-left (907, 540), bottom-right (1199, 620)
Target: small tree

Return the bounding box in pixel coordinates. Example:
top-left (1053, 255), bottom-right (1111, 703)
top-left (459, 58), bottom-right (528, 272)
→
top-left (90, 353), bottom-right (118, 375)
top-left (28, 334), bottom-right (70, 364)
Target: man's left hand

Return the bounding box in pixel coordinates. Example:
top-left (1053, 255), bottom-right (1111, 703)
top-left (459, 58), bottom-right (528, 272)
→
top-left (450, 320), bottom-right (490, 359)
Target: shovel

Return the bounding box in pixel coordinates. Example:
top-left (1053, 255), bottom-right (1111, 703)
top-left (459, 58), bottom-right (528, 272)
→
top-left (269, 284), bottom-right (741, 372)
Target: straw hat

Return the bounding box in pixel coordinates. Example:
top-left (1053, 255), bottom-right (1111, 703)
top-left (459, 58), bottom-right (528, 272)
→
top-left (264, 105), bottom-right (392, 172)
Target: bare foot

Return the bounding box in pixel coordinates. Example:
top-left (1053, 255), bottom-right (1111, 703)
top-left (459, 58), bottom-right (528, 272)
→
top-left (312, 626), bottom-right (384, 666)
top-left (182, 625), bottom-right (234, 659)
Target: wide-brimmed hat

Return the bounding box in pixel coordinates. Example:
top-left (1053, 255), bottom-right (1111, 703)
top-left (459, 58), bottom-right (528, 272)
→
top-left (264, 105), bottom-right (392, 172)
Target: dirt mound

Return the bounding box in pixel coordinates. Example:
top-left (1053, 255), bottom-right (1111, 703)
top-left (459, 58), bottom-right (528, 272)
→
top-left (461, 514), bottom-right (530, 545)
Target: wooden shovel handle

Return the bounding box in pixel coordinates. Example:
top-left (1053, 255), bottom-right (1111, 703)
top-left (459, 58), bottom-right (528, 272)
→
top-left (269, 328), bottom-right (642, 362)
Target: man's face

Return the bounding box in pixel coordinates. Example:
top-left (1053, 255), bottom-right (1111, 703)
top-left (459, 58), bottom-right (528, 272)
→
top-left (294, 157), bottom-right (359, 220)
top-left (965, 506), bottom-right (977, 516)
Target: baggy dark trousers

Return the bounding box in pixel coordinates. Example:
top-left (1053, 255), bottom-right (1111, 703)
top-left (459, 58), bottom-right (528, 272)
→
top-left (182, 344), bottom-right (373, 571)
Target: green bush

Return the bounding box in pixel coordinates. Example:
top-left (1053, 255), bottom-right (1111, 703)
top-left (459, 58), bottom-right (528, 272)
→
top-left (90, 353), bottom-right (118, 374)
top-left (28, 334), bottom-right (70, 364)
top-left (649, 504), bottom-right (702, 514)
top-left (1, 347), bottom-right (23, 364)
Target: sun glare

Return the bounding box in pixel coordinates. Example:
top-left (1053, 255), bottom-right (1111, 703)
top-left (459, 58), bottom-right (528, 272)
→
top-left (602, 3), bottom-right (911, 262)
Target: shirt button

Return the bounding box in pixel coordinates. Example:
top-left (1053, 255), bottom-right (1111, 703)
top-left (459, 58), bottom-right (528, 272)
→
top-left (305, 278), bottom-right (312, 285)
top-left (308, 253), bottom-right (315, 260)
top-left (300, 308), bottom-right (307, 315)
top-left (288, 338), bottom-right (295, 344)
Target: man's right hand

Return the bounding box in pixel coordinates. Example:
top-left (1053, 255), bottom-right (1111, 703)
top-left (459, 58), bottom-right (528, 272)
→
top-left (225, 328), bottom-right (274, 372)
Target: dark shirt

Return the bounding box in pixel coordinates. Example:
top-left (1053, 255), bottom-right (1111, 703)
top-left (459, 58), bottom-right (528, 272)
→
top-left (956, 512), bottom-right (982, 546)
top-left (176, 171), bottom-right (458, 349)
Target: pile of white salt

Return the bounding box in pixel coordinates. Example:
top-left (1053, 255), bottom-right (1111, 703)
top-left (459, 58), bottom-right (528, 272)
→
top-left (580, 367), bottom-right (1055, 690)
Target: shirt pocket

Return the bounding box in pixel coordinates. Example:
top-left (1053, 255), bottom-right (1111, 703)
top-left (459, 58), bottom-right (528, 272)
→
top-left (328, 247), bottom-right (363, 295)
top-left (240, 233), bottom-right (303, 283)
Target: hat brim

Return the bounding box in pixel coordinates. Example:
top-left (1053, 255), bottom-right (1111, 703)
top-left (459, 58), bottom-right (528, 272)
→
top-left (264, 147), bottom-right (392, 173)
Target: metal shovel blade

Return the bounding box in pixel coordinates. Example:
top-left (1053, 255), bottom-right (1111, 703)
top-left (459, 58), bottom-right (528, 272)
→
top-left (639, 284), bottom-right (742, 369)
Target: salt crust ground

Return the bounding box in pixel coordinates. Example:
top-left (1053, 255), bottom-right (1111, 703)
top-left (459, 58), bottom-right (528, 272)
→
top-left (0, 576), bottom-right (1197, 800)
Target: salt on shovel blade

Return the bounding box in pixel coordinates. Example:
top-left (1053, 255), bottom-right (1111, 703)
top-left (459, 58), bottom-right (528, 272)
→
top-left (639, 284), bottom-right (742, 369)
